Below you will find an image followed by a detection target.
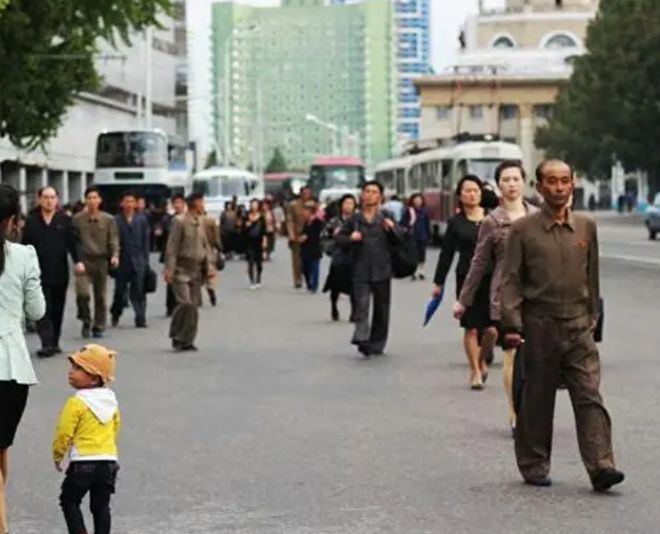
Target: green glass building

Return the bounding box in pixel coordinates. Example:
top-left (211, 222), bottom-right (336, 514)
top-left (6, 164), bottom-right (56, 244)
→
top-left (211, 0), bottom-right (397, 170)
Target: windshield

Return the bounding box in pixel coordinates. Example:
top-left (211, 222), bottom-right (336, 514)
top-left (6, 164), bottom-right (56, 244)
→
top-left (192, 176), bottom-right (249, 198)
top-left (457, 159), bottom-right (510, 188)
top-left (308, 165), bottom-right (365, 195)
top-left (96, 132), bottom-right (168, 169)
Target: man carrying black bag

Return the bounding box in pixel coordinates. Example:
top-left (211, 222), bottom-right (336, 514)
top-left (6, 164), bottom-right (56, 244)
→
top-left (336, 181), bottom-right (403, 358)
top-left (501, 160), bottom-right (623, 492)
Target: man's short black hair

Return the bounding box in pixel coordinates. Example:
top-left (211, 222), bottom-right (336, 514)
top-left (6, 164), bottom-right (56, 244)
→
top-left (120, 190), bottom-right (137, 201)
top-left (171, 193), bottom-right (185, 203)
top-left (362, 180), bottom-right (384, 195)
top-left (495, 160), bottom-right (527, 184)
top-left (186, 192), bottom-right (204, 207)
top-left (535, 160), bottom-right (574, 183)
top-left (84, 185), bottom-right (101, 198)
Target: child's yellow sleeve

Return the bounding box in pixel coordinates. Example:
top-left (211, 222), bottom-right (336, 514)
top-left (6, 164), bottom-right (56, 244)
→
top-left (113, 409), bottom-right (121, 444)
top-left (52, 397), bottom-right (82, 463)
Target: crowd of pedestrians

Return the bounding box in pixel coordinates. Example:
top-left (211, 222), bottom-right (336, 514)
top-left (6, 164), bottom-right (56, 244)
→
top-left (0, 156), bottom-right (629, 534)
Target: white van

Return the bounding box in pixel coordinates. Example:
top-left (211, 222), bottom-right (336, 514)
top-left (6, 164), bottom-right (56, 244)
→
top-left (190, 167), bottom-right (264, 218)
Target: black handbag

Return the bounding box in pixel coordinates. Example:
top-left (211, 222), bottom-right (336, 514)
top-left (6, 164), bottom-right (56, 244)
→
top-left (390, 230), bottom-right (418, 279)
top-left (216, 251), bottom-right (226, 271)
top-left (144, 267), bottom-right (157, 294)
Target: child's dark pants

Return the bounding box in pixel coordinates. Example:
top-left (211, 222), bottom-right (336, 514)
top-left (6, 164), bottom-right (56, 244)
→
top-left (60, 461), bottom-right (118, 534)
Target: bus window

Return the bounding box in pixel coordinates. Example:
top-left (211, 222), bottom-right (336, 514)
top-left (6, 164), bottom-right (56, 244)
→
top-left (422, 162), bottom-right (439, 189)
top-left (409, 166), bottom-right (421, 192)
top-left (441, 160), bottom-right (452, 191)
top-left (396, 169), bottom-right (405, 195)
top-left (96, 131), bottom-right (168, 169)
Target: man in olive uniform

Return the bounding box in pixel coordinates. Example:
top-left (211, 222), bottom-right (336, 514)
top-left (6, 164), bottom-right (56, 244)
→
top-left (73, 186), bottom-right (120, 339)
top-left (501, 160), bottom-right (624, 492)
top-left (202, 207), bottom-right (223, 307)
top-left (165, 193), bottom-right (210, 352)
top-left (286, 186), bottom-right (313, 289)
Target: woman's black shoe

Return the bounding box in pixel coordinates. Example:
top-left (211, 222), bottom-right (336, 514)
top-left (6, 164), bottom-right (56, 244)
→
top-left (331, 307), bottom-right (340, 322)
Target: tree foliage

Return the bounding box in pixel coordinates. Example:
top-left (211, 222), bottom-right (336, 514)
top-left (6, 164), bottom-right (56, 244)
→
top-left (536, 0), bottom-right (660, 191)
top-left (0, 0), bottom-right (171, 151)
top-left (265, 147), bottom-right (288, 174)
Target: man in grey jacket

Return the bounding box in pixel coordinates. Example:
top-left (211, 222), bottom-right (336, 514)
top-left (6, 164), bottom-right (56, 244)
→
top-left (337, 181), bottom-right (402, 357)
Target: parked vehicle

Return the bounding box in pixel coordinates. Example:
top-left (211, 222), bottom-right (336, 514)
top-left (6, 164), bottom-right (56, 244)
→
top-left (190, 167), bottom-right (263, 218)
top-left (645, 192), bottom-right (660, 240)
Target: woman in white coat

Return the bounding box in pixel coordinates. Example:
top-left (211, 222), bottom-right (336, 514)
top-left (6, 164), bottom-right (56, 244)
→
top-left (0, 184), bottom-right (45, 534)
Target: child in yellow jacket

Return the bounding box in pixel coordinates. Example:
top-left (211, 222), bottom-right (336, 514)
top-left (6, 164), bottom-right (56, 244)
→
top-left (53, 344), bottom-right (120, 534)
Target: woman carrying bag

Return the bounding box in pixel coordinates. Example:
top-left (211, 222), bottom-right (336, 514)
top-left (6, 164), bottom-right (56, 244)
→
top-left (0, 185), bottom-right (46, 534)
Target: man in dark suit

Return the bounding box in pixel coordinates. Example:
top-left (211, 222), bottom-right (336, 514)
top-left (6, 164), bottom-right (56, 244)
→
top-left (23, 186), bottom-right (84, 357)
top-left (336, 180), bottom-right (402, 357)
top-left (110, 190), bottom-right (151, 328)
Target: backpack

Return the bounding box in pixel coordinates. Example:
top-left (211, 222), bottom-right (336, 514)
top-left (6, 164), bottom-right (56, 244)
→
top-left (390, 229), bottom-right (418, 279)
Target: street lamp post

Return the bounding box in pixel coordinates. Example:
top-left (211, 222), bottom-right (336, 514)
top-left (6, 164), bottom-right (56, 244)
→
top-left (305, 114), bottom-right (340, 155)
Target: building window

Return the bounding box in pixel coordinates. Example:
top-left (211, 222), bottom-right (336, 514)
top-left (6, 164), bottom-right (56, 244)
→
top-left (492, 36), bottom-right (516, 49)
top-left (469, 105), bottom-right (484, 120)
top-left (542, 32), bottom-right (579, 49)
top-left (535, 104), bottom-right (554, 120)
top-left (435, 105), bottom-right (451, 120)
top-left (499, 104), bottom-right (518, 120)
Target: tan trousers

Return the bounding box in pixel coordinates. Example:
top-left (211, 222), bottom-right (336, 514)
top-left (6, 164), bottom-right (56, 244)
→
top-left (502, 348), bottom-right (516, 428)
top-left (75, 257), bottom-right (108, 330)
top-left (169, 276), bottom-right (202, 346)
top-left (289, 241), bottom-right (303, 288)
top-left (515, 313), bottom-right (615, 481)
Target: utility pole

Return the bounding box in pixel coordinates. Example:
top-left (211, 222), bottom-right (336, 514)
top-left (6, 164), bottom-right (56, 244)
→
top-left (145, 27), bottom-right (154, 128)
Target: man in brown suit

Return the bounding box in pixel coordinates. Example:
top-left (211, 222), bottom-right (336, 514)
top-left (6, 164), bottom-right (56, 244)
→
top-left (286, 186), bottom-right (313, 289)
top-left (165, 193), bottom-right (210, 352)
top-left (501, 160), bottom-right (624, 492)
top-left (202, 208), bottom-right (222, 307)
top-left (73, 186), bottom-right (120, 339)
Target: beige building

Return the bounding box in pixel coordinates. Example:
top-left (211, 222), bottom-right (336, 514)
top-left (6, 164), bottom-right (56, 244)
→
top-left (412, 0), bottom-right (598, 173)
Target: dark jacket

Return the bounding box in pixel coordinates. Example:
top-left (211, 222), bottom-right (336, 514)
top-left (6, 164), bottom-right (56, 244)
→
top-left (22, 210), bottom-right (82, 286)
top-left (336, 210), bottom-right (403, 282)
top-left (402, 206), bottom-right (432, 243)
top-left (115, 213), bottom-right (151, 274)
top-left (301, 218), bottom-right (325, 260)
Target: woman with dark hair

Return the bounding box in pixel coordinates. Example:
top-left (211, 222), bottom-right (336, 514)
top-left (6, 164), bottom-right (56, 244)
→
top-left (0, 184), bottom-right (45, 534)
top-left (322, 194), bottom-right (357, 321)
top-left (454, 161), bottom-right (538, 433)
top-left (432, 175), bottom-right (491, 390)
top-left (402, 193), bottom-right (432, 280)
top-left (243, 199), bottom-right (267, 289)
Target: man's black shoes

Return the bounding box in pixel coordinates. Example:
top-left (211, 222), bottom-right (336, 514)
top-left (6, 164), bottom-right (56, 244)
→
top-left (81, 323), bottom-right (91, 339)
top-left (524, 477), bottom-right (552, 487)
top-left (592, 468), bottom-right (625, 492)
top-left (37, 347), bottom-right (56, 358)
top-left (357, 344), bottom-right (372, 358)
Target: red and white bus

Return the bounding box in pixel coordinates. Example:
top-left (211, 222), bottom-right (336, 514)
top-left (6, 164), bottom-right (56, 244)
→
top-left (307, 156), bottom-right (366, 207)
top-left (374, 140), bottom-right (524, 239)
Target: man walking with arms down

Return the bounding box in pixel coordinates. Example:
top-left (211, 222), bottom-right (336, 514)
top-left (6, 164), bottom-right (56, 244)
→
top-left (23, 187), bottom-right (85, 357)
top-left (287, 186), bottom-right (313, 289)
top-left (73, 187), bottom-right (120, 339)
top-left (501, 160), bottom-right (624, 491)
top-left (165, 193), bottom-right (210, 352)
top-left (337, 181), bottom-right (402, 358)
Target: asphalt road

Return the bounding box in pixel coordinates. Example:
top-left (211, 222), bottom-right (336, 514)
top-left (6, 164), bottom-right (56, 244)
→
top-left (7, 213), bottom-right (660, 534)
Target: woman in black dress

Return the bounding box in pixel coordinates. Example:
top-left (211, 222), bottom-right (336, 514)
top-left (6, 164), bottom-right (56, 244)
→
top-left (322, 194), bottom-right (357, 321)
top-left (432, 175), bottom-right (491, 390)
top-left (243, 199), bottom-right (267, 290)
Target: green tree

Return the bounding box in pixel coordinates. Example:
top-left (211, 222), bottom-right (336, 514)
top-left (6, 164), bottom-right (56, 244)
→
top-left (0, 0), bottom-right (170, 151)
top-left (536, 0), bottom-right (660, 193)
top-left (265, 147), bottom-right (288, 174)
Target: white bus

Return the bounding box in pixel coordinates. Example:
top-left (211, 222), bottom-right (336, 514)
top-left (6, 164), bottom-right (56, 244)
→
top-left (190, 167), bottom-right (264, 218)
top-left (94, 129), bottom-right (191, 211)
top-left (374, 140), bottom-right (524, 239)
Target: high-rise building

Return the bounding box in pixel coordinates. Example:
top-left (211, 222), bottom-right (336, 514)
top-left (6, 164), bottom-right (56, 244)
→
top-left (211, 0), bottom-right (397, 170)
top-left (331, 0), bottom-right (431, 145)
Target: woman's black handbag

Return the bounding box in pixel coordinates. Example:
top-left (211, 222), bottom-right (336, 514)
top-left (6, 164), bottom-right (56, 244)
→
top-left (144, 267), bottom-right (157, 294)
top-left (216, 251), bottom-right (226, 271)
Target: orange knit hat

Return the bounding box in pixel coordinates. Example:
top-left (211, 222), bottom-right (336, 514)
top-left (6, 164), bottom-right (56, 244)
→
top-left (69, 344), bottom-right (117, 384)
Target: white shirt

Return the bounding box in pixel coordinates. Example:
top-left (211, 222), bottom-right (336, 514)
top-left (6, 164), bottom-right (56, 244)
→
top-left (0, 242), bottom-right (46, 384)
